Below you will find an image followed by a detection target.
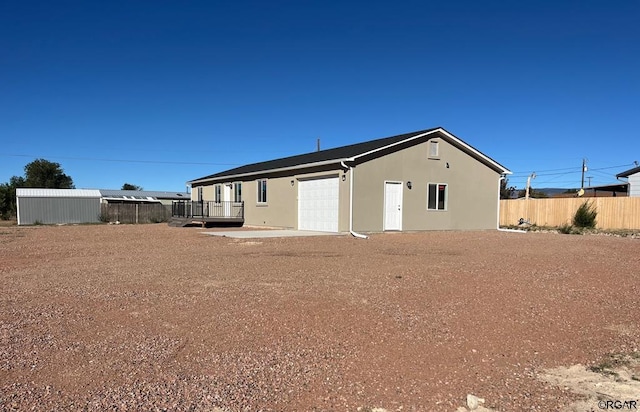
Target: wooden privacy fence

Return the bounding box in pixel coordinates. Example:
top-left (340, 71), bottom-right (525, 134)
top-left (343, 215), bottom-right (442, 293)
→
top-left (100, 203), bottom-right (171, 224)
top-left (500, 197), bottom-right (640, 230)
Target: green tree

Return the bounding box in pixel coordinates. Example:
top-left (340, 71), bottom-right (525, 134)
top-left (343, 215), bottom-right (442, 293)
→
top-left (517, 187), bottom-right (548, 199)
top-left (24, 159), bottom-right (74, 188)
top-left (0, 177), bottom-right (25, 219)
top-left (0, 159), bottom-right (74, 220)
top-left (500, 178), bottom-right (516, 199)
top-left (121, 183), bottom-right (143, 191)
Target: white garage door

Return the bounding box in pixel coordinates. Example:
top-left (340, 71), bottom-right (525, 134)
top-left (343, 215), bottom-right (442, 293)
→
top-left (298, 176), bottom-right (339, 232)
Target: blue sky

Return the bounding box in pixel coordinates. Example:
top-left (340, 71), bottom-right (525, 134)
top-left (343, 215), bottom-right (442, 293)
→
top-left (1, 0), bottom-right (638, 192)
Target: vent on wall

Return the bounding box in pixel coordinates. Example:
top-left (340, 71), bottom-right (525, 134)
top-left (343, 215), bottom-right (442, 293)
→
top-left (429, 140), bottom-right (439, 158)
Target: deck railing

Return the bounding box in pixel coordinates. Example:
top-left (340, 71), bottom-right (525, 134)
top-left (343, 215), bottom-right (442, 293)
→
top-left (171, 200), bottom-right (244, 220)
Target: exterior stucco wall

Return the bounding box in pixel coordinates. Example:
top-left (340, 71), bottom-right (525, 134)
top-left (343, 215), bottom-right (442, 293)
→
top-left (192, 167), bottom-right (351, 231)
top-left (352, 138), bottom-right (501, 232)
top-left (190, 133), bottom-right (505, 232)
top-left (245, 175), bottom-right (297, 229)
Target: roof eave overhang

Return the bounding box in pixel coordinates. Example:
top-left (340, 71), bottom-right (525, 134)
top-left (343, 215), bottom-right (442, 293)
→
top-left (188, 158), bottom-right (352, 185)
top-left (350, 128), bottom-right (512, 175)
top-left (437, 128), bottom-right (512, 175)
top-left (188, 127), bottom-right (511, 185)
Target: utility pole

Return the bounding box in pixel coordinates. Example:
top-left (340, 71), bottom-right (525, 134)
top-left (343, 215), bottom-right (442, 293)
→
top-left (317, 138), bottom-right (320, 152)
top-left (587, 176), bottom-right (593, 187)
top-left (525, 172), bottom-right (536, 200)
top-left (581, 158), bottom-right (588, 189)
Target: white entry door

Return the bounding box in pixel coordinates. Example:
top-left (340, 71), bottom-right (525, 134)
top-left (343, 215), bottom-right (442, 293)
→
top-left (298, 176), bottom-right (339, 232)
top-left (223, 184), bottom-right (232, 217)
top-left (384, 182), bottom-right (403, 231)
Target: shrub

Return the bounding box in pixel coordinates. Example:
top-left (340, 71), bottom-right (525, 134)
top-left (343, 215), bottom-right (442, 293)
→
top-left (573, 201), bottom-right (597, 228)
top-left (558, 223), bottom-right (573, 234)
top-left (557, 223), bottom-right (584, 235)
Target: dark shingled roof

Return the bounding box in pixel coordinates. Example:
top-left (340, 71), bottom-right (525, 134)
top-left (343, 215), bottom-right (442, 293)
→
top-left (189, 127), bottom-right (509, 183)
top-left (616, 165), bottom-right (640, 178)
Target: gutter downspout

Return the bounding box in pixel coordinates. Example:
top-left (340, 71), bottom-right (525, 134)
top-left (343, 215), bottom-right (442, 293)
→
top-left (341, 161), bottom-right (368, 239)
top-left (497, 175), bottom-right (526, 233)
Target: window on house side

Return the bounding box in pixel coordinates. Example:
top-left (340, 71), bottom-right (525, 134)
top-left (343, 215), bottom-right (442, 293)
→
top-left (214, 184), bottom-right (221, 203)
top-left (234, 182), bottom-right (242, 203)
top-left (257, 179), bottom-right (267, 203)
top-left (427, 183), bottom-right (447, 210)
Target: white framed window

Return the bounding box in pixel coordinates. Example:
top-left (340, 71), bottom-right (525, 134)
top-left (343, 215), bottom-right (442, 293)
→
top-left (428, 140), bottom-right (440, 159)
top-left (197, 187), bottom-right (203, 201)
top-left (427, 183), bottom-right (447, 210)
top-left (233, 182), bottom-right (242, 203)
top-left (257, 179), bottom-right (267, 203)
top-left (214, 184), bottom-right (222, 203)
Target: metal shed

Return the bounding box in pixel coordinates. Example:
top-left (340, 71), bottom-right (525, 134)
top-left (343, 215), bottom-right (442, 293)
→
top-left (16, 189), bottom-right (102, 225)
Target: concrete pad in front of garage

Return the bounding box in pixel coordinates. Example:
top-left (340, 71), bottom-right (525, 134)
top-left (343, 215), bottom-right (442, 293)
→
top-left (202, 230), bottom-right (344, 239)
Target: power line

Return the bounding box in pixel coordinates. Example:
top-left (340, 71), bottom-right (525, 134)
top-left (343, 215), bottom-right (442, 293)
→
top-left (590, 163), bottom-right (634, 171)
top-left (509, 163), bottom-right (635, 178)
top-left (510, 166), bottom-right (582, 174)
top-left (1, 153), bottom-right (241, 167)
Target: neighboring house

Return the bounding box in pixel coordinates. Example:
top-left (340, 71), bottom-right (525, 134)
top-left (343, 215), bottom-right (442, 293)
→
top-left (185, 127), bottom-right (511, 233)
top-left (616, 166), bottom-right (640, 197)
top-left (550, 185), bottom-right (629, 198)
top-left (16, 189), bottom-right (189, 225)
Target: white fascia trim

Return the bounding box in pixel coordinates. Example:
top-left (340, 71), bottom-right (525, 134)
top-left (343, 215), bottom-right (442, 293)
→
top-left (351, 128), bottom-right (512, 175)
top-left (188, 158), bottom-right (350, 185)
top-left (437, 129), bottom-right (512, 175)
top-left (189, 127), bottom-right (511, 185)
top-left (349, 129), bottom-right (440, 162)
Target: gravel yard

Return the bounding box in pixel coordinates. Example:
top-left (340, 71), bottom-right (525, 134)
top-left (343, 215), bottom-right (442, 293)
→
top-left (1, 224), bottom-right (639, 411)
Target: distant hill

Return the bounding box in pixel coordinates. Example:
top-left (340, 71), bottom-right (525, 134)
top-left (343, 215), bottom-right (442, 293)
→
top-left (538, 188), bottom-right (577, 196)
top-left (510, 187), bottom-right (577, 199)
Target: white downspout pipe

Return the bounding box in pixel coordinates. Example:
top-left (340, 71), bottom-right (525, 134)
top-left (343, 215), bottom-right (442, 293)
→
top-left (497, 175), bottom-right (526, 233)
top-left (341, 161), bottom-right (368, 239)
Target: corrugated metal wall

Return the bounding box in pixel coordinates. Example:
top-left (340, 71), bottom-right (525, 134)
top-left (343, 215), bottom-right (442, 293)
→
top-left (630, 174), bottom-right (640, 197)
top-left (18, 197), bottom-right (101, 225)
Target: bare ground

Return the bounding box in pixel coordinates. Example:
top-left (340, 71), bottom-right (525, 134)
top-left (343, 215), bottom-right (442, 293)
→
top-left (1, 224), bottom-right (639, 411)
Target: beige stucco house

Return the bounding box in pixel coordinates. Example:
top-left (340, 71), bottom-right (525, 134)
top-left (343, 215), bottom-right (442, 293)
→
top-left (185, 127), bottom-right (511, 234)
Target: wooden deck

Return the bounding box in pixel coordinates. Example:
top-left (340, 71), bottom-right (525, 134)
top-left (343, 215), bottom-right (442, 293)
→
top-left (170, 200), bottom-right (244, 227)
top-left (168, 216), bottom-right (244, 227)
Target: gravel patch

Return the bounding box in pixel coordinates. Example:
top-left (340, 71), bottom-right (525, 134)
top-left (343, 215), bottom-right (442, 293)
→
top-left (1, 224), bottom-right (639, 410)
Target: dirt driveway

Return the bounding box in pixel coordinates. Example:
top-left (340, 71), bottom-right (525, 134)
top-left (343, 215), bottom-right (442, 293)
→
top-left (1, 224), bottom-right (639, 411)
